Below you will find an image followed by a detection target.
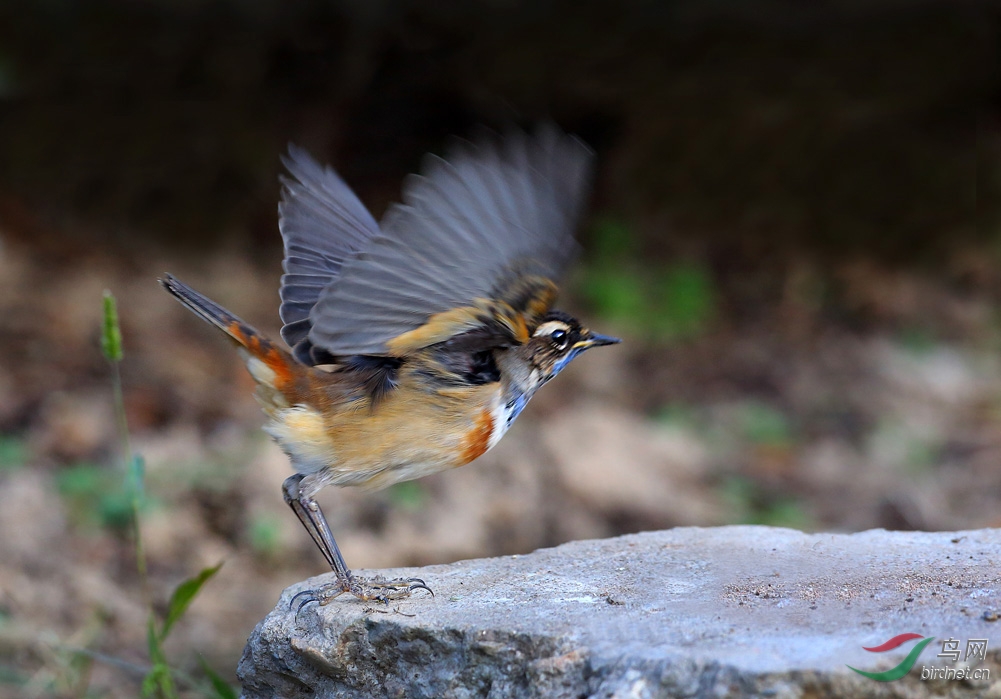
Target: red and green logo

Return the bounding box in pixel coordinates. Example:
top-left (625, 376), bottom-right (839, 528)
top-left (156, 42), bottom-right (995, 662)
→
top-left (847, 633), bottom-right (936, 681)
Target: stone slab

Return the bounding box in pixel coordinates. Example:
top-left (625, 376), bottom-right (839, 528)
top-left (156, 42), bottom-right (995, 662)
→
top-left (238, 527), bottom-right (1001, 698)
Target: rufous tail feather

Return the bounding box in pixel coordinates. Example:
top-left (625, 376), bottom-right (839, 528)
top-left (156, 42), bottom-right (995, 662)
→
top-left (159, 274), bottom-right (298, 408)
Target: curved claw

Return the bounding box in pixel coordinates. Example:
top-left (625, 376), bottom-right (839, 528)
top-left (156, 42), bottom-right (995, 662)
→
top-left (297, 595), bottom-right (318, 615)
top-left (290, 588), bottom-right (320, 616)
top-left (290, 588), bottom-right (315, 610)
top-left (290, 583), bottom-right (348, 616)
top-left (408, 581), bottom-right (434, 597)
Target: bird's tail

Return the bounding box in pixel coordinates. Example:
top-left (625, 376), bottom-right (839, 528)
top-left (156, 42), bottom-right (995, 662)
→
top-left (160, 274), bottom-right (300, 407)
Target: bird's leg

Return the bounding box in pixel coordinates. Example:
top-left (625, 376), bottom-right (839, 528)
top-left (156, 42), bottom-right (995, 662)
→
top-left (282, 474), bottom-right (433, 610)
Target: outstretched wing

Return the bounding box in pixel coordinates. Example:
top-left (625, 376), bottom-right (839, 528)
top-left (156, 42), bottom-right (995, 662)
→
top-left (305, 125), bottom-right (594, 358)
top-left (278, 145), bottom-right (381, 363)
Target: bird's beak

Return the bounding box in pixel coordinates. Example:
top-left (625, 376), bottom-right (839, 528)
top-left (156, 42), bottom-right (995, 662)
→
top-left (573, 332), bottom-right (622, 351)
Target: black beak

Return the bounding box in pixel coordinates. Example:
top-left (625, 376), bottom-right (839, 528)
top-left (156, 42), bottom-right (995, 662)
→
top-left (575, 332), bottom-right (622, 350)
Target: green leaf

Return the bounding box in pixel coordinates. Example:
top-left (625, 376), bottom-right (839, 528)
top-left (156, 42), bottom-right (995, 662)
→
top-left (160, 563), bottom-right (224, 642)
top-left (141, 670), bottom-right (159, 698)
top-left (199, 657), bottom-right (239, 699)
top-left (147, 614), bottom-right (164, 666)
top-left (101, 290), bottom-right (123, 362)
top-left (142, 664), bottom-right (177, 699)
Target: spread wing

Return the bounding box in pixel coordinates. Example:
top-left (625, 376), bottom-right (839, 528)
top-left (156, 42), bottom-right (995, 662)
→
top-left (277, 145), bottom-right (381, 363)
top-left (305, 125), bottom-right (594, 358)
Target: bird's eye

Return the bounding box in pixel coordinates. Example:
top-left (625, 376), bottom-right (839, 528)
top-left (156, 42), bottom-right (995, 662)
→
top-left (550, 328), bottom-right (568, 349)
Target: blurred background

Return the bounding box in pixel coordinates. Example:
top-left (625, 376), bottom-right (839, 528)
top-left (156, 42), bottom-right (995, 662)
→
top-left (0, 0), bottom-right (993, 696)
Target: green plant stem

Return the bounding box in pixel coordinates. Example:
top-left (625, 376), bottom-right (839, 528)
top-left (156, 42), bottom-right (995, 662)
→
top-left (103, 292), bottom-right (152, 614)
top-left (101, 291), bottom-right (228, 698)
top-left (132, 479), bottom-right (150, 607)
top-left (110, 360), bottom-right (151, 607)
top-left (110, 361), bottom-right (132, 467)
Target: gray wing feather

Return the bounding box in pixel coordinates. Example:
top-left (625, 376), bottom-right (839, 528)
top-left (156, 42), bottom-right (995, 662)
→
top-left (278, 144), bottom-right (381, 351)
top-left (307, 125), bottom-right (593, 356)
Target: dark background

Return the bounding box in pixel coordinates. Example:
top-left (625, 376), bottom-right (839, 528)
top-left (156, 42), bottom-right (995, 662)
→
top-left (0, 1), bottom-right (994, 696)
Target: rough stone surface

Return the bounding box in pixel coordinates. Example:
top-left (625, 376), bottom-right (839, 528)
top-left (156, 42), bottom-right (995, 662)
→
top-left (238, 527), bottom-right (1001, 698)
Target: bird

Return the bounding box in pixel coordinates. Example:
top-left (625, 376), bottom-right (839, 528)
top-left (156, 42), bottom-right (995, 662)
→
top-left (160, 125), bottom-right (619, 607)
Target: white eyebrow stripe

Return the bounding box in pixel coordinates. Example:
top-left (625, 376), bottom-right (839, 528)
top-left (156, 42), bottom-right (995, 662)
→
top-left (533, 320), bottom-right (570, 337)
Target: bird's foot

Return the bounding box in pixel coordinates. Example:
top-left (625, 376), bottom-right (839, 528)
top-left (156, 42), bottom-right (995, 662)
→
top-left (290, 576), bottom-right (433, 612)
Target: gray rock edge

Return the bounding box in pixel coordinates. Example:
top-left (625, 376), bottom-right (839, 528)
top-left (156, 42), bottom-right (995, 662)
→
top-left (239, 526), bottom-right (1001, 698)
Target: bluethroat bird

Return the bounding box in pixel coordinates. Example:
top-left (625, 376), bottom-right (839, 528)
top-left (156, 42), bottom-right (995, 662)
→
top-left (160, 125), bottom-right (619, 607)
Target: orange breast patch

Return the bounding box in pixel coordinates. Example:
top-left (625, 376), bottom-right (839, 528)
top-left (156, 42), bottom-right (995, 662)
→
top-left (458, 407), bottom-right (495, 464)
